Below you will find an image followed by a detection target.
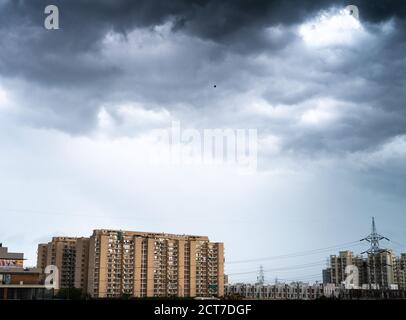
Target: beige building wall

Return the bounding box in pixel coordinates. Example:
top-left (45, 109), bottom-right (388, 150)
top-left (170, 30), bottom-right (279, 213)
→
top-left (98, 234), bottom-right (109, 298)
top-left (133, 237), bottom-right (142, 297)
top-left (37, 244), bottom-right (48, 271)
top-left (189, 240), bottom-right (197, 297)
top-left (368, 251), bottom-right (396, 288)
top-left (177, 239), bottom-right (185, 297)
top-left (89, 230), bottom-right (224, 298)
top-left (329, 251), bottom-right (354, 285)
top-left (36, 237), bottom-right (89, 291)
top-left (146, 238), bottom-right (155, 297)
top-left (74, 238), bottom-right (90, 290)
top-left (87, 236), bottom-right (96, 296)
top-left (217, 242), bottom-right (225, 297)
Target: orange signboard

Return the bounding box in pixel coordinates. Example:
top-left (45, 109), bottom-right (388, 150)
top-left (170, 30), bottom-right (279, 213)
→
top-left (0, 259), bottom-right (23, 268)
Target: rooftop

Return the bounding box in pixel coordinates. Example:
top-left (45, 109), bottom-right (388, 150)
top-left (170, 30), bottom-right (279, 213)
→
top-left (0, 245), bottom-right (24, 260)
top-left (94, 229), bottom-right (210, 241)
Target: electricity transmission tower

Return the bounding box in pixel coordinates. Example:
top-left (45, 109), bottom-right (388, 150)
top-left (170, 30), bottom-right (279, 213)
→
top-left (257, 265), bottom-right (265, 285)
top-left (360, 217), bottom-right (390, 254)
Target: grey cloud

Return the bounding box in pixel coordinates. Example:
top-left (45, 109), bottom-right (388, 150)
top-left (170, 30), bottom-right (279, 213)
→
top-left (0, 0), bottom-right (406, 157)
top-left (0, 0), bottom-right (327, 86)
top-left (3, 0), bottom-right (396, 81)
top-left (353, 0), bottom-right (406, 22)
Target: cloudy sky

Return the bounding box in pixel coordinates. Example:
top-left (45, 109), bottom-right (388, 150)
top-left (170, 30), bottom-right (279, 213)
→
top-left (1, 0), bottom-right (406, 283)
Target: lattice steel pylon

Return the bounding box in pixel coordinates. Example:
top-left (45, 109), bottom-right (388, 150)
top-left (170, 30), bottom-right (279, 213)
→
top-left (257, 265), bottom-right (265, 285)
top-left (360, 217), bottom-right (390, 254)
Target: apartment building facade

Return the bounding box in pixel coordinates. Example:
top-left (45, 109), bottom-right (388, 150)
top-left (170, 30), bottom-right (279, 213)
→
top-left (37, 229), bottom-right (224, 298)
top-left (328, 251), bottom-right (354, 285)
top-left (394, 253), bottom-right (406, 290)
top-left (322, 250), bottom-right (399, 289)
top-left (225, 282), bottom-right (325, 300)
top-left (226, 282), bottom-right (406, 300)
top-left (87, 230), bottom-right (224, 298)
top-left (367, 251), bottom-right (396, 288)
top-left (37, 237), bottom-right (89, 290)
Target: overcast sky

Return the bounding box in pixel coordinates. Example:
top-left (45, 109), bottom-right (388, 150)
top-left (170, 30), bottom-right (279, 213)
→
top-left (1, 0), bottom-right (406, 283)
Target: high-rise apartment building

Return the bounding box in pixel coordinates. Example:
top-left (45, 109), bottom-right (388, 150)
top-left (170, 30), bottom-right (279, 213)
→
top-left (394, 253), bottom-right (406, 290)
top-left (87, 230), bottom-right (224, 298)
top-left (37, 237), bottom-right (89, 290)
top-left (323, 251), bottom-right (370, 288)
top-left (37, 229), bottom-right (224, 298)
top-left (322, 268), bottom-right (332, 284)
top-left (74, 237), bottom-right (90, 290)
top-left (352, 255), bottom-right (368, 286)
top-left (367, 250), bottom-right (395, 288)
top-left (328, 251), bottom-right (354, 286)
top-left (323, 250), bottom-right (398, 289)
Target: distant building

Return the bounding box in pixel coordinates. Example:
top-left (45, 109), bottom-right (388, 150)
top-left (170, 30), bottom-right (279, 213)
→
top-left (225, 282), bottom-right (324, 300)
top-left (394, 253), bottom-right (406, 290)
top-left (323, 249), bottom-right (402, 289)
top-left (329, 251), bottom-right (354, 286)
top-left (367, 250), bottom-right (396, 288)
top-left (0, 244), bottom-right (24, 268)
top-left (322, 268), bottom-right (331, 284)
top-left (353, 255), bottom-right (368, 286)
top-left (225, 282), bottom-right (406, 300)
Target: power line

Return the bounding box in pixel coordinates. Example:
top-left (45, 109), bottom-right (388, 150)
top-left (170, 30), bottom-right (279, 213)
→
top-left (390, 240), bottom-right (406, 249)
top-left (227, 241), bottom-right (362, 264)
top-left (276, 274), bottom-right (322, 282)
top-left (228, 260), bottom-right (326, 276)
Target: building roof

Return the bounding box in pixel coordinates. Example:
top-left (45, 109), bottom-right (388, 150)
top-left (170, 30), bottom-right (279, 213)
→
top-left (93, 229), bottom-right (210, 241)
top-left (0, 267), bottom-right (41, 274)
top-left (0, 246), bottom-right (24, 260)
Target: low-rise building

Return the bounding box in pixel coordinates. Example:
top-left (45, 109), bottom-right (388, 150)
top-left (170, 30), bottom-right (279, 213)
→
top-left (0, 244), bottom-right (51, 299)
top-left (225, 282), bottom-right (324, 300)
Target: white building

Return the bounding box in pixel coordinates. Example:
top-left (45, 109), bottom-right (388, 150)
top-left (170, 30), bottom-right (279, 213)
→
top-left (225, 282), bottom-right (324, 300)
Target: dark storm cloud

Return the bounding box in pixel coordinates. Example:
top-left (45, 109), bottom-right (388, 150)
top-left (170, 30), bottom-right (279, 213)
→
top-left (0, 0), bottom-right (334, 85)
top-left (0, 0), bottom-right (405, 84)
top-left (0, 0), bottom-right (406, 151)
top-left (352, 0), bottom-right (406, 22)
